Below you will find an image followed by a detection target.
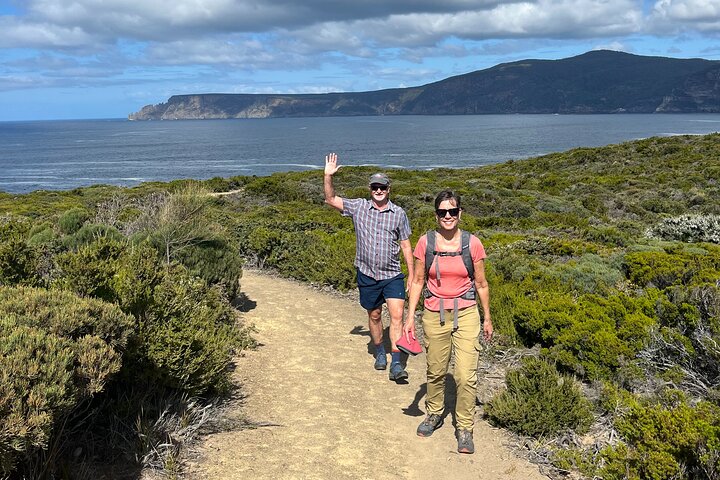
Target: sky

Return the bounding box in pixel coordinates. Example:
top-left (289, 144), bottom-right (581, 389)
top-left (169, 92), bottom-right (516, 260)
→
top-left (1, 0), bottom-right (719, 121)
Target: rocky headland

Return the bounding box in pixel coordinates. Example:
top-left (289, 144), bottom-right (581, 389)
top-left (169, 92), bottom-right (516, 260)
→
top-left (129, 50), bottom-right (720, 120)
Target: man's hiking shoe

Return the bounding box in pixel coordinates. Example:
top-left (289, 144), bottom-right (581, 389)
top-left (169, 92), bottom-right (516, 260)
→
top-left (389, 362), bottom-right (408, 381)
top-left (457, 429), bottom-right (474, 454)
top-left (417, 414), bottom-right (443, 437)
top-left (374, 352), bottom-right (387, 370)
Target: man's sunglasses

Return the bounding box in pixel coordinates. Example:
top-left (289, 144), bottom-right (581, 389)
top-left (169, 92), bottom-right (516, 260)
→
top-left (436, 207), bottom-right (460, 217)
top-left (370, 184), bottom-right (389, 191)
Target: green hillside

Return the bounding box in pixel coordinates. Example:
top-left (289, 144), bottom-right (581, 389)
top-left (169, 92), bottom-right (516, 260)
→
top-left (129, 50), bottom-right (720, 119)
top-left (1, 133), bottom-right (719, 478)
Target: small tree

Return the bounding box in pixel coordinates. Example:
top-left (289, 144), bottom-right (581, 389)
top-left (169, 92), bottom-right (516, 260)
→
top-left (133, 184), bottom-right (219, 265)
top-left (485, 357), bottom-right (594, 438)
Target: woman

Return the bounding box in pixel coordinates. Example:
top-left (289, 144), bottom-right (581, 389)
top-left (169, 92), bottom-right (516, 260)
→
top-left (403, 190), bottom-right (492, 454)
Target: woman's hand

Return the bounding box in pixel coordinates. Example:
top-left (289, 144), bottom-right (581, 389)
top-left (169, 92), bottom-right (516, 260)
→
top-left (403, 316), bottom-right (416, 341)
top-left (483, 315), bottom-right (493, 342)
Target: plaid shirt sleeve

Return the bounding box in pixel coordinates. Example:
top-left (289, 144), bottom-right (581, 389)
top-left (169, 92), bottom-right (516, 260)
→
top-left (341, 198), bottom-right (362, 218)
top-left (397, 208), bottom-right (411, 241)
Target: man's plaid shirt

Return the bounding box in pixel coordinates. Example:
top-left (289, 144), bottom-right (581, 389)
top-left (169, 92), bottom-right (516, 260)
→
top-left (342, 198), bottom-right (411, 280)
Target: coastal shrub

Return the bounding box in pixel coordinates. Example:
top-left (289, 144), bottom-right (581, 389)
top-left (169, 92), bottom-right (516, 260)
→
top-left (485, 357), bottom-right (593, 438)
top-left (247, 227), bottom-right (356, 290)
top-left (538, 254), bottom-right (624, 295)
top-left (61, 223), bottom-right (123, 250)
top-left (598, 387), bottom-right (720, 480)
top-left (489, 250), bottom-right (539, 284)
top-left (174, 238), bottom-right (244, 299)
top-left (243, 173), bottom-right (319, 203)
top-left (0, 286), bottom-right (134, 348)
top-left (234, 204), bottom-right (357, 290)
top-left (136, 269), bottom-right (249, 395)
top-left (0, 322), bottom-right (76, 476)
top-left (111, 242), bottom-right (165, 318)
top-left (623, 248), bottom-right (720, 289)
top-left (0, 218), bottom-right (42, 287)
top-left (512, 292), bottom-right (655, 380)
top-left (639, 286), bottom-right (720, 398)
top-left (640, 196), bottom-right (685, 215)
top-left (581, 194), bottom-right (608, 215)
top-left (27, 227), bottom-right (56, 246)
top-left (582, 225), bottom-right (628, 246)
top-left (57, 207), bottom-right (90, 234)
top-left (0, 237), bottom-right (40, 287)
top-left (133, 184), bottom-right (221, 265)
top-left (0, 287), bottom-right (133, 477)
top-left (647, 214), bottom-right (720, 244)
top-left (53, 237), bottom-right (126, 302)
top-left (485, 280), bottom-right (522, 342)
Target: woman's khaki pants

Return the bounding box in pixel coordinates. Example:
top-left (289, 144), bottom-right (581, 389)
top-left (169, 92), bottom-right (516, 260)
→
top-left (421, 306), bottom-right (481, 431)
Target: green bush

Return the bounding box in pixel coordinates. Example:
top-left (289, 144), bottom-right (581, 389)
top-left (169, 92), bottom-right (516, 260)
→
top-left (485, 357), bottom-right (593, 438)
top-left (57, 208), bottom-right (90, 234)
top-left (61, 223), bottom-right (123, 250)
top-left (512, 292), bottom-right (655, 380)
top-left (540, 253), bottom-right (624, 295)
top-left (0, 287), bottom-right (134, 476)
top-left (176, 239), bottom-right (243, 298)
top-left (598, 388), bottom-right (720, 480)
top-left (54, 237), bottom-right (126, 302)
top-left (133, 268), bottom-right (252, 395)
top-left (111, 242), bottom-right (165, 318)
top-left (624, 247), bottom-right (720, 289)
top-left (0, 237), bottom-right (40, 287)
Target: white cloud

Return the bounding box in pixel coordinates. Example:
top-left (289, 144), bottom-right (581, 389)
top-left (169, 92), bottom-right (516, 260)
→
top-left (592, 41), bottom-right (631, 52)
top-left (0, 17), bottom-right (99, 48)
top-left (143, 38), bottom-right (321, 70)
top-left (1, 0), bottom-right (719, 99)
top-left (649, 0), bottom-right (720, 33)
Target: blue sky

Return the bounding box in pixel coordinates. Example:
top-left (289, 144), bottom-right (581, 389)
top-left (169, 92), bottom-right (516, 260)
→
top-left (1, 0), bottom-right (719, 121)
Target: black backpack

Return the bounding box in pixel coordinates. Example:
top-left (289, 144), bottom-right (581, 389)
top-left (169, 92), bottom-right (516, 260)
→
top-left (424, 229), bottom-right (475, 281)
top-left (423, 229), bottom-right (477, 327)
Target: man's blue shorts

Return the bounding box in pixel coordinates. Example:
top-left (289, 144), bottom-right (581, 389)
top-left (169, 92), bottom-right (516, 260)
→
top-left (356, 269), bottom-right (405, 311)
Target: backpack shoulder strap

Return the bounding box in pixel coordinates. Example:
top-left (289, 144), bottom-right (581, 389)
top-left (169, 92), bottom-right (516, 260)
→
top-left (424, 230), bottom-right (436, 277)
top-left (460, 230), bottom-right (474, 280)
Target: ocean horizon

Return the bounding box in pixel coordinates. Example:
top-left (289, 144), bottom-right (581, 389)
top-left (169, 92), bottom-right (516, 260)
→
top-left (2, 114), bottom-right (720, 194)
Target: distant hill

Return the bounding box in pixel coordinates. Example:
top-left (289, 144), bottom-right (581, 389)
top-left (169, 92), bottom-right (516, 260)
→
top-left (128, 50), bottom-right (720, 120)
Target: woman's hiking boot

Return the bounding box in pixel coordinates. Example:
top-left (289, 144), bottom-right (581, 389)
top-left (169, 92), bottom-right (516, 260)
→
top-left (389, 362), bottom-right (408, 381)
top-left (416, 414), bottom-right (443, 437)
top-left (374, 352), bottom-right (387, 370)
top-left (456, 429), bottom-right (474, 454)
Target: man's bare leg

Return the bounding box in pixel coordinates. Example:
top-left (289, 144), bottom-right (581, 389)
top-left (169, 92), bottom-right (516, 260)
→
top-left (386, 298), bottom-right (409, 380)
top-left (367, 307), bottom-right (386, 369)
top-left (385, 298), bottom-right (405, 351)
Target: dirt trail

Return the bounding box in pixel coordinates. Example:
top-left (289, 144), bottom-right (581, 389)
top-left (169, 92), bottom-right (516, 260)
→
top-left (184, 270), bottom-right (548, 480)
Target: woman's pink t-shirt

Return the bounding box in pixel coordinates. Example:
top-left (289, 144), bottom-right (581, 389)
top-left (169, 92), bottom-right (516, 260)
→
top-left (413, 233), bottom-right (486, 312)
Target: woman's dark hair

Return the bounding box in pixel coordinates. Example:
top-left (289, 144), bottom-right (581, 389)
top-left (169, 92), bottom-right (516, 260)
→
top-left (434, 190), bottom-right (462, 210)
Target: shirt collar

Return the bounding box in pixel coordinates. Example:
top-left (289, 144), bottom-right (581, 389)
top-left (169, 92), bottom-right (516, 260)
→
top-left (367, 198), bottom-right (395, 212)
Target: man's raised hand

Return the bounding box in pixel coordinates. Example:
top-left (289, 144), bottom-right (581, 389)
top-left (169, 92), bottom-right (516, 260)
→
top-left (324, 152), bottom-right (341, 176)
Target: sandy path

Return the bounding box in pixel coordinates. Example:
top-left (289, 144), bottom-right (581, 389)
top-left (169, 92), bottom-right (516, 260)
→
top-left (184, 270), bottom-right (548, 480)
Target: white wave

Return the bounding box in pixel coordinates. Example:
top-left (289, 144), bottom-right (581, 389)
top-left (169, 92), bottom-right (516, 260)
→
top-left (244, 163), bottom-right (322, 169)
top-left (661, 132), bottom-right (707, 136)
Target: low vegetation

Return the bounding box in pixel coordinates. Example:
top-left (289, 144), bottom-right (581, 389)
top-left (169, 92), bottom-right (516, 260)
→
top-left (0, 133), bottom-right (719, 478)
top-left (0, 185), bottom-right (253, 478)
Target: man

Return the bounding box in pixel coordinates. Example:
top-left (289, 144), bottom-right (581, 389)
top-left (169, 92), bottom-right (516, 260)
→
top-left (324, 152), bottom-right (414, 381)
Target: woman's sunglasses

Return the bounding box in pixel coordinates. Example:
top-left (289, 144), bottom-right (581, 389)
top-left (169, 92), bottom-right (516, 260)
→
top-left (370, 184), bottom-right (389, 191)
top-left (436, 207), bottom-right (460, 217)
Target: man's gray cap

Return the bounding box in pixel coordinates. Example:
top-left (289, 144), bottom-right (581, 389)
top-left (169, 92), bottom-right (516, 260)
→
top-left (368, 173), bottom-right (390, 186)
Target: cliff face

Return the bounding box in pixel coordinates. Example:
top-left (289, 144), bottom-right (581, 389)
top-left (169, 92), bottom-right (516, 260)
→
top-left (128, 51), bottom-right (720, 120)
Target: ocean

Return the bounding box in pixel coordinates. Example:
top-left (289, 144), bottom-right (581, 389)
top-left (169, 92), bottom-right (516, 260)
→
top-left (2, 114), bottom-right (720, 194)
